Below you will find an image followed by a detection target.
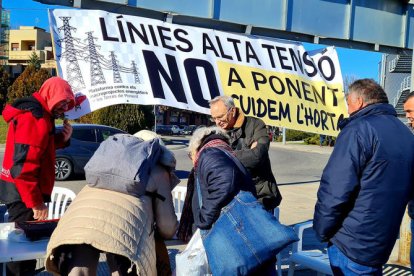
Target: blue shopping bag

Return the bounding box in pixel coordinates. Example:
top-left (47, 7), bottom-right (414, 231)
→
top-left (201, 191), bottom-right (298, 276)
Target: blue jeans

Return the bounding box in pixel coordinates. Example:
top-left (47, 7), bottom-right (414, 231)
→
top-left (411, 219), bottom-right (414, 274)
top-left (328, 244), bottom-right (382, 276)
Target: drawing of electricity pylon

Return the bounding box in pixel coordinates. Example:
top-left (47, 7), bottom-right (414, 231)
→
top-left (85, 32), bottom-right (106, 86)
top-left (131, 61), bottom-right (141, 84)
top-left (109, 51), bottom-right (122, 83)
top-left (58, 17), bottom-right (86, 91)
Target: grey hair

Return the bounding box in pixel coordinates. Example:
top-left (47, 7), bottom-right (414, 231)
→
top-left (347, 78), bottom-right (388, 105)
top-left (209, 95), bottom-right (235, 109)
top-left (188, 126), bottom-right (230, 154)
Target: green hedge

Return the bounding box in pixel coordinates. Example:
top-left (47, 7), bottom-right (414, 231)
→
top-left (0, 116), bottom-right (7, 144)
top-left (304, 134), bottom-right (336, 146)
top-left (275, 129), bottom-right (336, 145)
top-left (276, 129), bottom-right (314, 142)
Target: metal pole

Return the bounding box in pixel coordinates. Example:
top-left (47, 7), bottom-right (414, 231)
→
top-left (154, 105), bottom-right (157, 133)
top-left (282, 127), bottom-right (286, 145)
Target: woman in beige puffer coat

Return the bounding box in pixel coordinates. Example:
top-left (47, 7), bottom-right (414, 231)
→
top-left (45, 131), bottom-right (179, 276)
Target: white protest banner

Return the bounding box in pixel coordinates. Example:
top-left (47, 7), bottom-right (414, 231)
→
top-left (49, 9), bottom-right (347, 136)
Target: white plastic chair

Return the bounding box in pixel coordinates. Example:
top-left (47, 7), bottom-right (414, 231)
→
top-left (47, 186), bottom-right (76, 219)
top-left (3, 186), bottom-right (76, 222)
top-left (287, 220), bottom-right (333, 276)
top-left (171, 185), bottom-right (187, 221)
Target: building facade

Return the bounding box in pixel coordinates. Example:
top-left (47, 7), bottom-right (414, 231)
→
top-left (0, 7), bottom-right (9, 65)
top-left (8, 26), bottom-right (56, 77)
top-left (155, 105), bottom-right (211, 127)
top-left (380, 54), bottom-right (412, 116)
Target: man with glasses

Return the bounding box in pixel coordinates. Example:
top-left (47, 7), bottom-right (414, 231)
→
top-left (209, 95), bottom-right (282, 211)
top-left (0, 77), bottom-right (75, 275)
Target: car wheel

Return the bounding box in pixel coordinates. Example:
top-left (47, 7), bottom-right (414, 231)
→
top-left (55, 157), bottom-right (73, 181)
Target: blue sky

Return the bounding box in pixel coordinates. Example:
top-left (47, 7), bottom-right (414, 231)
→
top-left (4, 0), bottom-right (382, 81)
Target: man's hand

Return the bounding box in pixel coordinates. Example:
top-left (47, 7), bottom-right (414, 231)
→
top-left (61, 119), bottom-right (73, 142)
top-left (32, 203), bottom-right (48, 220)
top-left (250, 141), bottom-right (258, 149)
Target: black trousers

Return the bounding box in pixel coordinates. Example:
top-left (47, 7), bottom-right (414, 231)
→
top-left (55, 244), bottom-right (137, 276)
top-left (5, 201), bottom-right (37, 276)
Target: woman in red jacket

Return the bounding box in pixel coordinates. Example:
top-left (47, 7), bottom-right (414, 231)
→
top-left (0, 77), bottom-right (75, 275)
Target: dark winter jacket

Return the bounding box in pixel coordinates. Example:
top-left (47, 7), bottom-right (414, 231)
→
top-left (192, 147), bottom-right (257, 230)
top-left (314, 103), bottom-right (414, 266)
top-left (0, 79), bottom-right (74, 208)
top-left (227, 110), bottom-right (282, 210)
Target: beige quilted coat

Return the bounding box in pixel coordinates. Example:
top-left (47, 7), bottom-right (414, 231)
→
top-left (45, 163), bottom-right (178, 276)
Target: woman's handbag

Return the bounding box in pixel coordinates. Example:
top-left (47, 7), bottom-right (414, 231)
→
top-left (175, 229), bottom-right (211, 276)
top-left (201, 191), bottom-right (298, 275)
top-left (197, 149), bottom-right (299, 275)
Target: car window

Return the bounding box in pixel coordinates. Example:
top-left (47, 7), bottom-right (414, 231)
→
top-left (71, 128), bottom-right (97, 142)
top-left (100, 128), bottom-right (122, 142)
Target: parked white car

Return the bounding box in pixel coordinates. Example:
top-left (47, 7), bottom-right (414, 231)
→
top-left (170, 125), bottom-right (181, 135)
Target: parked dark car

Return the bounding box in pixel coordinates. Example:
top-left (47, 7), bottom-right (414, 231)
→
top-left (154, 125), bottom-right (173, 135)
top-left (55, 124), bottom-right (127, 181)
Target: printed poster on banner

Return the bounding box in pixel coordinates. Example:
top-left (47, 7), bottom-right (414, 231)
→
top-left (48, 9), bottom-right (347, 136)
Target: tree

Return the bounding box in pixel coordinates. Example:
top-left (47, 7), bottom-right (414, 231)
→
top-left (0, 66), bottom-right (10, 112)
top-left (343, 75), bottom-right (358, 94)
top-left (7, 65), bottom-right (51, 102)
top-left (28, 51), bottom-right (41, 70)
top-left (91, 104), bottom-right (154, 134)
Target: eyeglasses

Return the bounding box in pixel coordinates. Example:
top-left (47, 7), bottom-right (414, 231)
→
top-left (210, 108), bottom-right (231, 123)
top-left (55, 100), bottom-right (72, 111)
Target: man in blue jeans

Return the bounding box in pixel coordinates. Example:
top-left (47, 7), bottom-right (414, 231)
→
top-left (403, 91), bottom-right (414, 274)
top-left (314, 79), bottom-right (414, 275)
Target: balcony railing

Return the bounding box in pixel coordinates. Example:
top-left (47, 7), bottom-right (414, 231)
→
top-left (389, 56), bottom-right (398, 72)
top-left (393, 76), bottom-right (411, 106)
top-left (8, 50), bottom-right (45, 60)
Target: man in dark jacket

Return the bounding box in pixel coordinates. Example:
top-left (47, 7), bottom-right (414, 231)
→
top-left (209, 95), bottom-right (281, 211)
top-left (0, 77), bottom-right (75, 275)
top-left (403, 91), bottom-right (414, 274)
top-left (314, 79), bottom-right (414, 275)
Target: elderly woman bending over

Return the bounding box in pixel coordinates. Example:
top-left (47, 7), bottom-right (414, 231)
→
top-left (45, 131), bottom-right (178, 276)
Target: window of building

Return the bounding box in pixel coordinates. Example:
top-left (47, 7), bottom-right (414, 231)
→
top-left (11, 43), bottom-right (19, 51)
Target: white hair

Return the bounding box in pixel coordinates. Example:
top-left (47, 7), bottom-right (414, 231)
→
top-left (133, 130), bottom-right (165, 146)
top-left (209, 95), bottom-right (235, 109)
top-left (188, 126), bottom-right (230, 154)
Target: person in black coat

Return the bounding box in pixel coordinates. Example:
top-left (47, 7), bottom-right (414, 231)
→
top-left (209, 95), bottom-right (281, 211)
top-left (314, 79), bottom-right (414, 275)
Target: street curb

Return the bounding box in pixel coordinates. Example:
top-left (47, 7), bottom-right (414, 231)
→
top-left (1, 143), bottom-right (330, 154)
top-left (166, 144), bottom-right (187, 150)
top-left (270, 142), bottom-right (333, 155)
top-left (0, 143), bottom-right (186, 152)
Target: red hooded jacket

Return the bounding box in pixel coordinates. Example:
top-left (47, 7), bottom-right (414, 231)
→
top-left (0, 77), bottom-right (74, 208)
